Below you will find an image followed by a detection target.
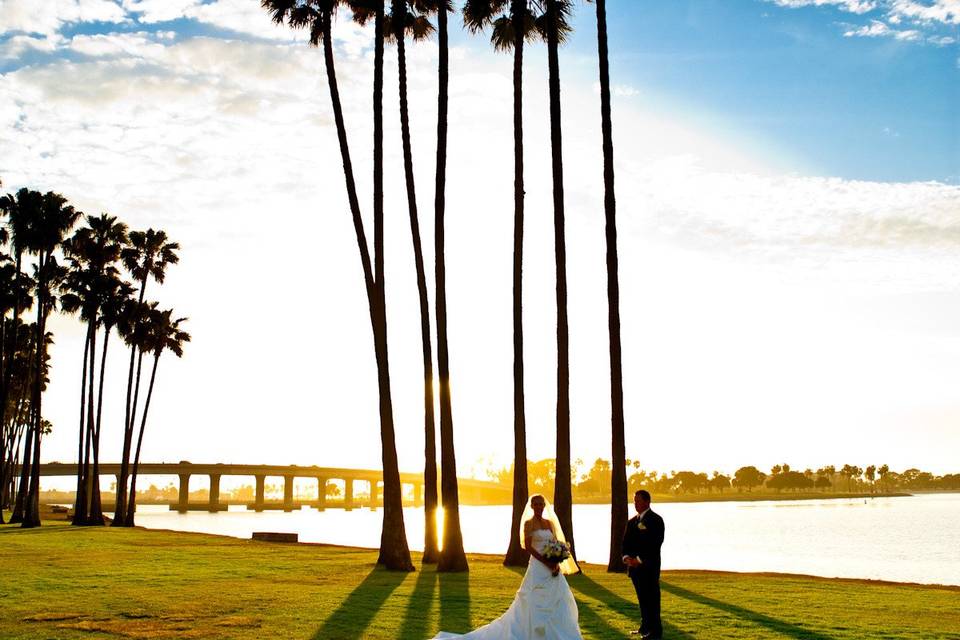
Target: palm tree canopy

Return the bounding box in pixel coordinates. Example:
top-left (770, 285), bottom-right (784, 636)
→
top-left (462, 0), bottom-right (540, 52)
top-left (262, 0), bottom-right (365, 46)
top-left (29, 192), bottom-right (81, 257)
top-left (534, 0), bottom-right (572, 44)
top-left (0, 188), bottom-right (44, 257)
top-left (121, 229), bottom-right (179, 286)
top-left (385, 0), bottom-right (436, 43)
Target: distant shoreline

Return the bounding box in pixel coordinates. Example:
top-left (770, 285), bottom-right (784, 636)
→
top-left (38, 490), bottom-right (915, 509)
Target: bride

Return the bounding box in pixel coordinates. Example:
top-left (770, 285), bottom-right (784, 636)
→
top-left (432, 494), bottom-right (583, 640)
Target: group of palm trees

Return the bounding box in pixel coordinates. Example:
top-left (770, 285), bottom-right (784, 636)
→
top-left (261, 0), bottom-right (627, 574)
top-left (0, 184), bottom-right (189, 530)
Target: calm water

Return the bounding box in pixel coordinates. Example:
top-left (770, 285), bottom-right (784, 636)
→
top-left (134, 493), bottom-right (960, 586)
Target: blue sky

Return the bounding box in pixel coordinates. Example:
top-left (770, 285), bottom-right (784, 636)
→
top-left (1, 0), bottom-right (959, 476)
top-left (548, 0), bottom-right (959, 183)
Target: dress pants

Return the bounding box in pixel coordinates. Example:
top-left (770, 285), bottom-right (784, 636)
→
top-left (629, 564), bottom-right (662, 638)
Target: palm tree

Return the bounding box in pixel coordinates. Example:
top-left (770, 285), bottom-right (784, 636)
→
top-left (21, 191), bottom-right (79, 527)
top-left (62, 214), bottom-right (128, 525)
top-left (90, 277), bottom-right (133, 523)
top-left (588, 0), bottom-right (627, 573)
top-left (114, 229), bottom-right (178, 526)
top-left (538, 0), bottom-right (579, 571)
top-left (462, 0), bottom-right (539, 569)
top-left (126, 308), bottom-right (189, 525)
top-left (0, 188), bottom-right (39, 524)
top-left (261, 0), bottom-right (414, 571)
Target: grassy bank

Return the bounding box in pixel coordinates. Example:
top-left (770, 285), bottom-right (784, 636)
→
top-left (1, 520), bottom-right (957, 640)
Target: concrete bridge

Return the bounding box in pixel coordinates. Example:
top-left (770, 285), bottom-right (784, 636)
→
top-left (38, 463), bottom-right (511, 513)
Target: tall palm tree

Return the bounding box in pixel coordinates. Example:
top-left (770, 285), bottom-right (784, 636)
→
top-left (587, 0), bottom-right (627, 573)
top-left (384, 0), bottom-right (446, 566)
top-left (127, 308), bottom-right (189, 525)
top-left (537, 0), bottom-right (579, 570)
top-left (21, 191), bottom-right (79, 527)
top-left (463, 0), bottom-right (540, 569)
top-left (113, 229), bottom-right (178, 526)
top-left (261, 0), bottom-right (414, 571)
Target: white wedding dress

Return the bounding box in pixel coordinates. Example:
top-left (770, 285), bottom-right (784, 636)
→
top-left (432, 528), bottom-right (583, 640)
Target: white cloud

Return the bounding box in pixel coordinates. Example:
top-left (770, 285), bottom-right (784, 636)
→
top-left (0, 0), bottom-right (127, 36)
top-left (120, 0), bottom-right (199, 24)
top-left (843, 19), bottom-right (922, 38)
top-left (889, 0), bottom-right (960, 25)
top-left (68, 31), bottom-right (168, 60)
top-left (770, 0), bottom-right (879, 14)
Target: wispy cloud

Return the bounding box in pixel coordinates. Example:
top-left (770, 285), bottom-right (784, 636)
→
top-left (767, 0), bottom-right (960, 42)
top-left (770, 0), bottom-right (880, 14)
top-left (0, 0), bottom-right (127, 37)
top-left (843, 19), bottom-right (922, 39)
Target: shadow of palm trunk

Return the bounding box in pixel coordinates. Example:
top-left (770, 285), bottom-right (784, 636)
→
top-left (399, 566), bottom-right (438, 639)
top-left (311, 566), bottom-right (407, 640)
top-left (660, 582), bottom-right (839, 640)
top-left (438, 571), bottom-right (471, 633)
top-left (570, 574), bottom-right (697, 639)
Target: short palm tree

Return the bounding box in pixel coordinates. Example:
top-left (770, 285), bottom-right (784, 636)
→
top-left (114, 229), bottom-right (178, 526)
top-left (126, 307), bottom-right (189, 525)
top-left (261, 0), bottom-right (414, 571)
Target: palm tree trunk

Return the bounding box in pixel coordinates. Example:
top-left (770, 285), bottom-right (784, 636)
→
top-left (73, 323), bottom-right (91, 525)
top-left (23, 255), bottom-right (48, 528)
top-left (430, 2), bottom-right (466, 574)
top-left (504, 0), bottom-right (530, 568)
top-left (545, 0), bottom-right (577, 570)
top-left (321, 9), bottom-right (411, 571)
top-left (113, 340), bottom-right (138, 526)
top-left (425, 0), bottom-right (450, 567)
top-left (10, 407), bottom-right (32, 524)
top-left (595, 0), bottom-right (627, 573)
top-left (127, 353), bottom-right (160, 525)
top-left (394, 2), bottom-right (441, 567)
top-left (88, 326), bottom-right (111, 525)
top-left (0, 252), bottom-right (24, 508)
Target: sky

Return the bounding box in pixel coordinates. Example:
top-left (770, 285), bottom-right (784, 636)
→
top-left (0, 0), bottom-right (958, 485)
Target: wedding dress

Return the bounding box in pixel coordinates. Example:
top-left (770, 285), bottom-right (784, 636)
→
top-left (431, 528), bottom-right (583, 640)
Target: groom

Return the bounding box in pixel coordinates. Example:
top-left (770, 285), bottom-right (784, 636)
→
top-left (622, 490), bottom-right (665, 639)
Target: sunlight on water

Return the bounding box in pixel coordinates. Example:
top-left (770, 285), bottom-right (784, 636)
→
top-left (436, 506), bottom-right (445, 552)
top-left (133, 493), bottom-right (960, 586)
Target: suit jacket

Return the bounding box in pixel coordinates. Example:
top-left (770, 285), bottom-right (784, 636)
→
top-left (622, 509), bottom-right (665, 570)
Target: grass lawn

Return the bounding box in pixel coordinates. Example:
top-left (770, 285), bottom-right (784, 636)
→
top-left (2, 520), bottom-right (958, 639)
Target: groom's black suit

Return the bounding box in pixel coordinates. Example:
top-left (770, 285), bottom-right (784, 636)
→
top-left (622, 509), bottom-right (665, 638)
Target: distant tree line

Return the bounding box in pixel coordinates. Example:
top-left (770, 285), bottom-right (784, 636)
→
top-left (0, 182), bottom-right (189, 529)
top-left (487, 459), bottom-right (960, 498)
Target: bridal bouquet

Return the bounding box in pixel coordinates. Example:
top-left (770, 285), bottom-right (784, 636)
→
top-left (541, 539), bottom-right (571, 563)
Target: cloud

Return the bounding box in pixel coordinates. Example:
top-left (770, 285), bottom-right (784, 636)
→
top-left (769, 0), bottom-right (880, 14)
top-left (889, 0), bottom-right (960, 25)
top-left (843, 19), bottom-right (922, 38)
top-left (0, 0), bottom-right (127, 37)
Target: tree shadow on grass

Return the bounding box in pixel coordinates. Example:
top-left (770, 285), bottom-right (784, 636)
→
top-left (311, 565), bottom-right (408, 640)
top-left (661, 581), bottom-right (838, 640)
top-left (398, 566), bottom-right (438, 640)
top-left (571, 574), bottom-right (696, 639)
top-left (438, 571), bottom-right (471, 633)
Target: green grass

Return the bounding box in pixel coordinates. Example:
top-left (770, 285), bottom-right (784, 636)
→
top-left (2, 521), bottom-right (958, 639)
